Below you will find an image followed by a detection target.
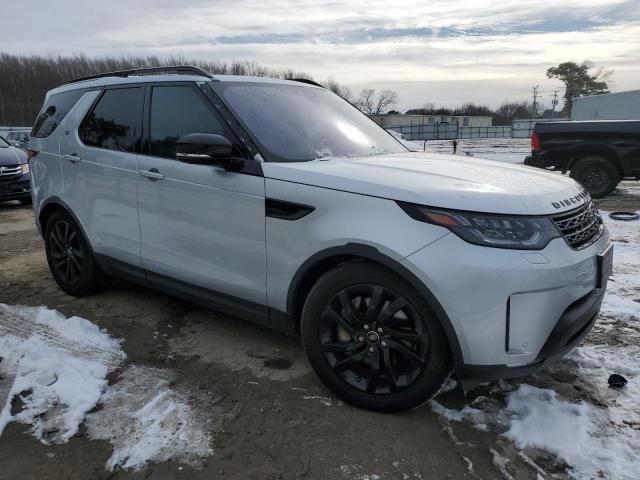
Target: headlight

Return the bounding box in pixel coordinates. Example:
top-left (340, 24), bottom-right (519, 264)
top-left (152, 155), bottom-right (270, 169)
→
top-left (398, 202), bottom-right (559, 250)
top-left (21, 164), bottom-right (29, 175)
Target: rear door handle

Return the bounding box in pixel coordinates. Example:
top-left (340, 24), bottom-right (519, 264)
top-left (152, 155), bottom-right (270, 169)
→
top-left (139, 168), bottom-right (165, 181)
top-left (63, 154), bottom-right (81, 164)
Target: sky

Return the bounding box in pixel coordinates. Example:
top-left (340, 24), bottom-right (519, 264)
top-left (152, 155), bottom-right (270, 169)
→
top-left (2, 0), bottom-right (640, 111)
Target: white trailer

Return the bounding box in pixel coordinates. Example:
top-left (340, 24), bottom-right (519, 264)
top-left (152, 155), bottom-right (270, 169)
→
top-left (572, 89), bottom-right (640, 121)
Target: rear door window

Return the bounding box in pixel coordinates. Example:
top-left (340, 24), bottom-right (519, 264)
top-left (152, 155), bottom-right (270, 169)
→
top-left (81, 87), bottom-right (144, 153)
top-left (148, 85), bottom-right (227, 159)
top-left (31, 89), bottom-right (85, 138)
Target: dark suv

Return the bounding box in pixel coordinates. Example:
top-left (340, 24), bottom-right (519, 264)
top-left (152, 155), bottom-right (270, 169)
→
top-left (0, 135), bottom-right (31, 204)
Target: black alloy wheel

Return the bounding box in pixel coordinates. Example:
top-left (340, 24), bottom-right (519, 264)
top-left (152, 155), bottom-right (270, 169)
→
top-left (319, 285), bottom-right (428, 394)
top-left (301, 263), bottom-right (451, 412)
top-left (49, 219), bottom-right (84, 284)
top-left (44, 210), bottom-right (104, 296)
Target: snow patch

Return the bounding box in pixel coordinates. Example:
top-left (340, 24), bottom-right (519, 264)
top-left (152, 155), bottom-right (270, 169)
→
top-left (86, 365), bottom-right (213, 471)
top-left (600, 213), bottom-right (640, 323)
top-left (0, 304), bottom-right (124, 442)
top-left (0, 304), bottom-right (213, 471)
top-left (504, 384), bottom-right (638, 479)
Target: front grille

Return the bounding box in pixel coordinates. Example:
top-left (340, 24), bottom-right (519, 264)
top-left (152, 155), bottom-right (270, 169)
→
top-left (0, 164), bottom-right (22, 180)
top-left (552, 201), bottom-right (603, 249)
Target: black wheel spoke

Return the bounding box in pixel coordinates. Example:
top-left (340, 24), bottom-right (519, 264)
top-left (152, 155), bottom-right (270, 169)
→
top-left (364, 286), bottom-right (384, 324)
top-left (381, 347), bottom-right (398, 392)
top-left (63, 222), bottom-right (70, 243)
top-left (71, 256), bottom-right (82, 275)
top-left (384, 327), bottom-right (426, 344)
top-left (55, 223), bottom-right (65, 244)
top-left (54, 258), bottom-right (67, 270)
top-left (337, 290), bottom-right (361, 325)
top-left (321, 341), bottom-right (361, 353)
top-left (366, 354), bottom-right (381, 393)
top-left (64, 259), bottom-right (72, 282)
top-left (68, 230), bottom-right (77, 244)
top-left (333, 349), bottom-right (369, 372)
top-left (386, 340), bottom-right (425, 365)
top-left (324, 306), bottom-right (356, 335)
top-left (377, 298), bottom-right (407, 326)
top-left (50, 251), bottom-right (65, 260)
top-left (51, 231), bottom-right (64, 251)
top-left (72, 247), bottom-right (83, 260)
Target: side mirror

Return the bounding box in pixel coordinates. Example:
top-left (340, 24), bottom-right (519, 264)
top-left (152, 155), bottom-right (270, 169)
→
top-left (175, 133), bottom-right (242, 168)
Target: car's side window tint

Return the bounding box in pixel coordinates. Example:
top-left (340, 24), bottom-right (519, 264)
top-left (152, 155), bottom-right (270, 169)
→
top-left (81, 88), bottom-right (144, 153)
top-left (149, 85), bottom-right (226, 159)
top-left (32, 89), bottom-right (85, 138)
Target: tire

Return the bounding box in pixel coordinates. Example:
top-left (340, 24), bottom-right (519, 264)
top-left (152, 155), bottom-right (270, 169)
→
top-left (301, 262), bottom-right (451, 412)
top-left (570, 156), bottom-right (621, 198)
top-left (19, 197), bottom-right (32, 205)
top-left (44, 210), bottom-right (104, 296)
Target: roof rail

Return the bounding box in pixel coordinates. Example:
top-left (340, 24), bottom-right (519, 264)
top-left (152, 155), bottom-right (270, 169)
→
top-left (66, 65), bottom-right (214, 84)
top-left (290, 78), bottom-right (324, 88)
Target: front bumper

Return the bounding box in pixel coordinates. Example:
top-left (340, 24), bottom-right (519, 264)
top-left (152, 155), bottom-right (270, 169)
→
top-left (0, 175), bottom-right (31, 201)
top-left (456, 287), bottom-right (603, 389)
top-left (401, 227), bottom-right (610, 389)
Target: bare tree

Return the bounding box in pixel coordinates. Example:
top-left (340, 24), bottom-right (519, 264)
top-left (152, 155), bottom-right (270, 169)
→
top-left (325, 77), bottom-right (352, 102)
top-left (356, 88), bottom-right (398, 114)
top-left (0, 53), bottom-right (352, 126)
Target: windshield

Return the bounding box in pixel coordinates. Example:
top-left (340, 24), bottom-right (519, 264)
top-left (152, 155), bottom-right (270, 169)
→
top-left (216, 83), bottom-right (406, 162)
top-left (0, 136), bottom-right (10, 148)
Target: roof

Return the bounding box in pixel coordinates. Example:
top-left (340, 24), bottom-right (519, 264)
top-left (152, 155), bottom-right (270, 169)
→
top-left (575, 89), bottom-right (640, 101)
top-left (49, 66), bottom-right (322, 96)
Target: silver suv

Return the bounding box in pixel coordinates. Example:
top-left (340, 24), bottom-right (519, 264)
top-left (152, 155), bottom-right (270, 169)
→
top-left (29, 66), bottom-right (612, 411)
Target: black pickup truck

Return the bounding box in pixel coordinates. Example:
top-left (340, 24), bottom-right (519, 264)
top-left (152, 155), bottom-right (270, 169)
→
top-left (524, 120), bottom-right (640, 198)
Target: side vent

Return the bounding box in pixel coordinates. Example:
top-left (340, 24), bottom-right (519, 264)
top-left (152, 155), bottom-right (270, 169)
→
top-left (266, 198), bottom-right (315, 221)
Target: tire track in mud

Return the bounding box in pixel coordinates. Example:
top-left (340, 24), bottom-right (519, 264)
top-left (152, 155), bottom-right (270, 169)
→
top-left (0, 306), bottom-right (126, 370)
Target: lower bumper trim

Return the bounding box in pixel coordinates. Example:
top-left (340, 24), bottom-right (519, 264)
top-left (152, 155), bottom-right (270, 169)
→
top-left (457, 287), bottom-right (604, 391)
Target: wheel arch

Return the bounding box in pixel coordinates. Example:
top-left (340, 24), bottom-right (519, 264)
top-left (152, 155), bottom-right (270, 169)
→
top-left (38, 197), bottom-right (93, 253)
top-left (569, 146), bottom-right (623, 174)
top-left (286, 243), bottom-right (465, 369)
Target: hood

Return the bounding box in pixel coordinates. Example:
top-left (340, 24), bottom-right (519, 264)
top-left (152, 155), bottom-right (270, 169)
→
top-left (263, 152), bottom-right (588, 215)
top-left (0, 146), bottom-right (27, 166)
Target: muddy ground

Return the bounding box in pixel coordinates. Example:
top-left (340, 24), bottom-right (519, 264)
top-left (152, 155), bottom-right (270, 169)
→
top-left (0, 181), bottom-right (638, 480)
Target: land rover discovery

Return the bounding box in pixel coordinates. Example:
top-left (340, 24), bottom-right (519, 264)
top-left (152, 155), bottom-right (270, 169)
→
top-left (29, 66), bottom-right (612, 411)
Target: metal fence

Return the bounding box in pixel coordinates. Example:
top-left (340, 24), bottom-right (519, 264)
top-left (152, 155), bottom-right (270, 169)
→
top-left (387, 123), bottom-right (531, 141)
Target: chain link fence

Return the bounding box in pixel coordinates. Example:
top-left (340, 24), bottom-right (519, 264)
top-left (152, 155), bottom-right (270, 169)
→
top-left (387, 123), bottom-right (531, 141)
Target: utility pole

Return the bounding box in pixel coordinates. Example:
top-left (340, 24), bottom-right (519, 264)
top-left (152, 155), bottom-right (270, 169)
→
top-left (550, 90), bottom-right (559, 119)
top-left (532, 85), bottom-right (540, 119)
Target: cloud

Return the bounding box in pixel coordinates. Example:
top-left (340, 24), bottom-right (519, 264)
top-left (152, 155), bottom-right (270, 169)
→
top-left (1, 0), bottom-right (639, 108)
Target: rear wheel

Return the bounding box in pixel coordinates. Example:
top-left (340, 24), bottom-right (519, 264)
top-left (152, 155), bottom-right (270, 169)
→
top-left (301, 263), bottom-right (451, 412)
top-left (570, 156), bottom-right (621, 198)
top-left (44, 210), bottom-right (104, 296)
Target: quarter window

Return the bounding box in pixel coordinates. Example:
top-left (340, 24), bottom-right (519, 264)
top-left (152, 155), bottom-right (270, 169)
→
top-left (149, 85), bottom-right (226, 159)
top-left (81, 88), bottom-right (144, 153)
top-left (32, 89), bottom-right (85, 138)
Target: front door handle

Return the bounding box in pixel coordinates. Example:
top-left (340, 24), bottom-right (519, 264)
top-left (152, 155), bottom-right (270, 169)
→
top-left (139, 168), bottom-right (165, 181)
top-left (63, 154), bottom-right (81, 164)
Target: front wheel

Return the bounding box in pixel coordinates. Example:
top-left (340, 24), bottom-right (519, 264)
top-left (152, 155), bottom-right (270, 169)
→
top-left (301, 263), bottom-right (451, 412)
top-left (570, 156), bottom-right (621, 198)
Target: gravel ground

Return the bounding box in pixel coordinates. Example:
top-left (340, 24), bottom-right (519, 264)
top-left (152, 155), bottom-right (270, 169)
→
top-left (0, 157), bottom-right (638, 479)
